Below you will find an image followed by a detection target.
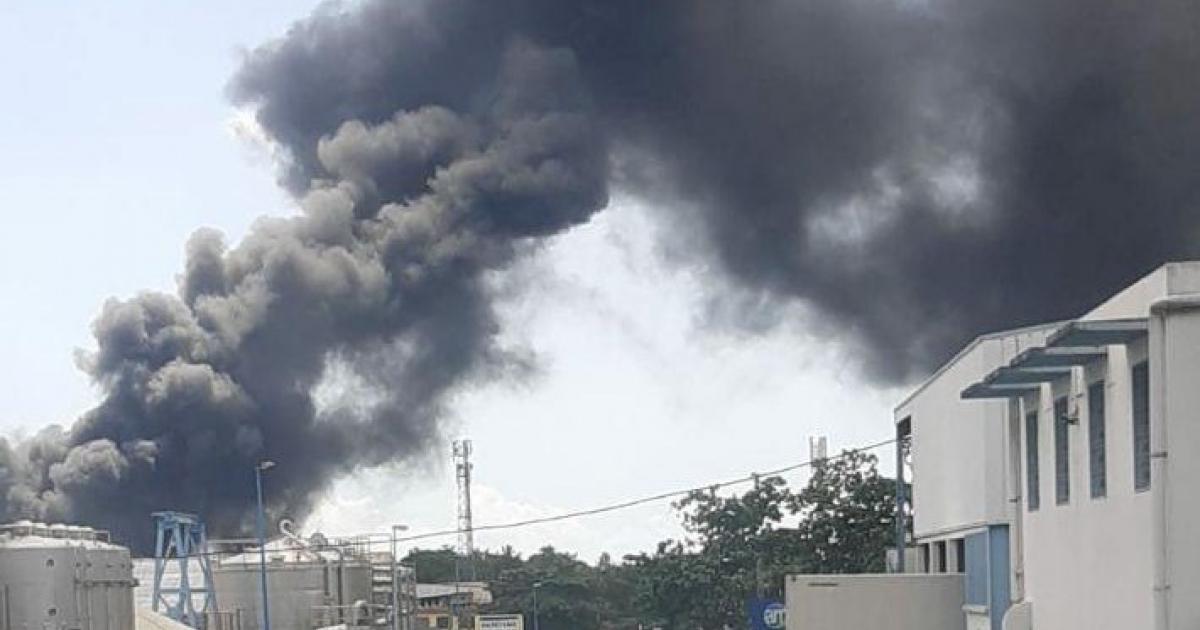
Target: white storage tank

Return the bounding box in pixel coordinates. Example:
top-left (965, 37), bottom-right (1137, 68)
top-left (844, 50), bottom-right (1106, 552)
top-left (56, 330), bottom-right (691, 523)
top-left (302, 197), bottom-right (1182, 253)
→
top-left (212, 526), bottom-right (373, 630)
top-left (0, 521), bottom-right (136, 630)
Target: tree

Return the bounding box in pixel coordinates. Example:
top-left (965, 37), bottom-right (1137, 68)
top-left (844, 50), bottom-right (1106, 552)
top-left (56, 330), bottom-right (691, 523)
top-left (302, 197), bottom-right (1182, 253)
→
top-left (406, 449), bottom-right (899, 630)
top-left (403, 547), bottom-right (459, 583)
top-left (489, 546), bottom-right (610, 630)
top-left (629, 450), bottom-right (899, 628)
top-left (787, 450), bottom-right (897, 574)
top-left (628, 476), bottom-right (793, 629)
top-left (403, 545), bottom-right (526, 583)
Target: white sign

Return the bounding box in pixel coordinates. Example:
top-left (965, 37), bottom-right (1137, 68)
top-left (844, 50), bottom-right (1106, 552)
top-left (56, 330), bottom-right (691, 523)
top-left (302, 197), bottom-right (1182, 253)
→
top-left (476, 614), bottom-right (525, 630)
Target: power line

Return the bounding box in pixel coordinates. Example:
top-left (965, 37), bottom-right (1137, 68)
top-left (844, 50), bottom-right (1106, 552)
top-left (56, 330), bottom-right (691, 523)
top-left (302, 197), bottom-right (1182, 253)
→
top-left (393, 437), bottom-right (898, 545)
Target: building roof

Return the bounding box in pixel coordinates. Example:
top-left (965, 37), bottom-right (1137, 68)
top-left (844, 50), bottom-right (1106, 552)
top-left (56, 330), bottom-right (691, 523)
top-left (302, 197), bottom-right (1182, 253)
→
top-left (901, 262), bottom-right (1198, 411)
top-left (960, 317), bottom-right (1149, 401)
top-left (893, 321), bottom-right (1065, 414)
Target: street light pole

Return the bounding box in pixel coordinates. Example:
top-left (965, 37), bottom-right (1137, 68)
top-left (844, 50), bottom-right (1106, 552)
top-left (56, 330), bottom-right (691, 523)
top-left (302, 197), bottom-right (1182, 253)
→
top-left (532, 581), bottom-right (542, 630)
top-left (255, 461), bottom-right (276, 630)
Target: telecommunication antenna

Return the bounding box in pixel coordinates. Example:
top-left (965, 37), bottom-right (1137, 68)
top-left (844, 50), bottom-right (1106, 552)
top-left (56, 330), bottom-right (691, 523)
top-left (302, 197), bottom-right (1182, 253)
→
top-left (452, 439), bottom-right (475, 580)
top-left (809, 435), bottom-right (829, 462)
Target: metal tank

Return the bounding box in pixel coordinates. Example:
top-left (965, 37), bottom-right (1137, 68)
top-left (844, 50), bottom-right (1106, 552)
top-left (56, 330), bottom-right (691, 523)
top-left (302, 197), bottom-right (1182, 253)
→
top-left (212, 522), bottom-right (373, 630)
top-left (0, 521), bottom-right (136, 630)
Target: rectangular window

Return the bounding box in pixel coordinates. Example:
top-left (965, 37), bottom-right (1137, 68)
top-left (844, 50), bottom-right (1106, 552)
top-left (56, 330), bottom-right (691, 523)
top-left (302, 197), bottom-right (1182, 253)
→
top-left (1026, 410), bottom-right (1040, 511)
top-left (936, 541), bottom-right (947, 573)
top-left (1089, 381), bottom-right (1107, 498)
top-left (1133, 361), bottom-right (1151, 492)
top-left (954, 538), bottom-right (966, 573)
top-left (1055, 396), bottom-right (1070, 505)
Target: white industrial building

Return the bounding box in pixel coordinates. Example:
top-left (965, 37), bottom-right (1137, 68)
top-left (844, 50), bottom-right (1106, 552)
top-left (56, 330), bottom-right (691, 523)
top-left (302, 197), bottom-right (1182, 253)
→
top-left (885, 261), bottom-right (1200, 630)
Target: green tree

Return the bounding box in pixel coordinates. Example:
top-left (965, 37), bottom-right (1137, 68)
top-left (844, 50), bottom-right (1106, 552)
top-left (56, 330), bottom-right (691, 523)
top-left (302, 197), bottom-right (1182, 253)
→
top-left (403, 547), bottom-right (459, 583)
top-left (489, 546), bottom-right (609, 630)
top-left (406, 449), bottom-right (898, 630)
top-left (787, 450), bottom-right (897, 574)
top-left (629, 450), bottom-right (899, 628)
top-left (628, 476), bottom-right (793, 629)
top-left (403, 545), bottom-right (526, 583)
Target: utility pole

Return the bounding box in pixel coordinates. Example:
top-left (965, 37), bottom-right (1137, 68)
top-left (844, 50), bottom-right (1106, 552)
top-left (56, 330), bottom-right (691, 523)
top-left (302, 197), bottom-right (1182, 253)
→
top-left (532, 581), bottom-right (542, 630)
top-left (753, 473), bottom-right (765, 598)
top-left (895, 419), bottom-right (912, 573)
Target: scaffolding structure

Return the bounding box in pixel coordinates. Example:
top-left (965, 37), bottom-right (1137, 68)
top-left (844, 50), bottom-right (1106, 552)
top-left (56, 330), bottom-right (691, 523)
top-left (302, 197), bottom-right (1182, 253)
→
top-left (153, 512), bottom-right (216, 629)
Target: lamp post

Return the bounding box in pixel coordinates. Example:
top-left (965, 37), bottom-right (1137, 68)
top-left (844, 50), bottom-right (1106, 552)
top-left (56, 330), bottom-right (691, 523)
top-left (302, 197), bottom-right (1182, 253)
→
top-left (255, 460), bottom-right (275, 630)
top-left (532, 581), bottom-right (542, 630)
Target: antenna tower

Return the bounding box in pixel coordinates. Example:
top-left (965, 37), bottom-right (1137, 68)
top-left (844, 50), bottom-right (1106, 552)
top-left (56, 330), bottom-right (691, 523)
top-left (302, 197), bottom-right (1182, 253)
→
top-left (453, 439), bottom-right (475, 579)
top-left (809, 435), bottom-right (829, 462)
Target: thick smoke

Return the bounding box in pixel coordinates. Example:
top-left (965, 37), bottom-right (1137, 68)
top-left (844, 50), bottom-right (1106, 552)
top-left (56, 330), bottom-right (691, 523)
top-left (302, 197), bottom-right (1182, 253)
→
top-left (0, 36), bottom-right (605, 546)
top-left (3, 0), bottom-right (1200, 545)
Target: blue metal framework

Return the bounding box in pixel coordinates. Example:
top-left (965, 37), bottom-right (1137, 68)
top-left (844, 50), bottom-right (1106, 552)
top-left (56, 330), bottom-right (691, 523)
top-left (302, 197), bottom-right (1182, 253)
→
top-left (153, 511), bottom-right (216, 629)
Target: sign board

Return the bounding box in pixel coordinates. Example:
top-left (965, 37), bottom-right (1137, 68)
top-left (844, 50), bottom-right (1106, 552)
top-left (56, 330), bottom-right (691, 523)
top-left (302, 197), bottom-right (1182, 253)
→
top-left (748, 598), bottom-right (786, 630)
top-left (476, 614), bottom-right (525, 630)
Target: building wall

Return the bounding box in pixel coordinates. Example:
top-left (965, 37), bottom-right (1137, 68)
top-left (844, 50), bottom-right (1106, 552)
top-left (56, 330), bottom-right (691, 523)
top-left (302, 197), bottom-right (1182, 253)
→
top-left (896, 262), bottom-right (1200, 630)
top-left (1016, 263), bottom-right (1200, 630)
top-left (1082, 267), bottom-right (1167, 321)
top-left (896, 327), bottom-right (1054, 542)
top-left (1017, 339), bottom-right (1155, 630)
top-left (1159, 305), bottom-right (1200, 628)
top-left (785, 574), bottom-right (965, 630)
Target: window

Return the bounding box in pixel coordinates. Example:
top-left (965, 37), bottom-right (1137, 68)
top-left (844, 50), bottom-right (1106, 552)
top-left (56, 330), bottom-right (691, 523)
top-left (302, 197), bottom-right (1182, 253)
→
top-left (1055, 396), bottom-right (1070, 505)
top-left (954, 538), bottom-right (966, 573)
top-left (1026, 410), bottom-right (1040, 511)
top-left (920, 543), bottom-right (931, 573)
top-left (936, 540), bottom-right (947, 573)
top-left (1133, 361), bottom-right (1151, 492)
top-left (1089, 381), bottom-right (1107, 498)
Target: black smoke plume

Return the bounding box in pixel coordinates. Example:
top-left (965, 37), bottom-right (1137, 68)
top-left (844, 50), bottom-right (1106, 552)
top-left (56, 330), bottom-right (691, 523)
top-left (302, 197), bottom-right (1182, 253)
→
top-left (2, 0), bottom-right (1198, 546)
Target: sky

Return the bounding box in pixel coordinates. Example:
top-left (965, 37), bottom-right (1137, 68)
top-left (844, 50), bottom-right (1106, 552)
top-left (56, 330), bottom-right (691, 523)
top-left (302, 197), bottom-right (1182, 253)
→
top-left (0, 1), bottom-right (903, 561)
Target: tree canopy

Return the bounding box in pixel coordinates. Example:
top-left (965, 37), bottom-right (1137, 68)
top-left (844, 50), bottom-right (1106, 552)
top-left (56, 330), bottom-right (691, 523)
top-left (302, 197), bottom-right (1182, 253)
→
top-left (403, 449), bottom-right (899, 630)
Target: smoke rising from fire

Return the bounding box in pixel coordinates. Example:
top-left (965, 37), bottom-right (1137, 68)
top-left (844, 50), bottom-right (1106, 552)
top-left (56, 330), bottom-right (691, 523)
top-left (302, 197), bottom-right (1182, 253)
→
top-left (2, 0), bottom-right (1199, 546)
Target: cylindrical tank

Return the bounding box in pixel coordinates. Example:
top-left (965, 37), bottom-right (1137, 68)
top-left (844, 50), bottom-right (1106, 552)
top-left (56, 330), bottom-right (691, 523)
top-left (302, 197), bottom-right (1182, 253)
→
top-left (213, 539), bottom-right (372, 630)
top-left (0, 521), bottom-right (136, 630)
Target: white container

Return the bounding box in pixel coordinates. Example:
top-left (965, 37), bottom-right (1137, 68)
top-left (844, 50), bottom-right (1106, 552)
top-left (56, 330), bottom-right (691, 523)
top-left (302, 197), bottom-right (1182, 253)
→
top-left (0, 522), bottom-right (136, 630)
top-left (213, 540), bottom-right (372, 630)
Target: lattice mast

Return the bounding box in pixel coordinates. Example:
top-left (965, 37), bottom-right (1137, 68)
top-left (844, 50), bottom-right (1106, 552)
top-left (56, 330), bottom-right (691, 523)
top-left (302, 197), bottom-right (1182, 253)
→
top-left (453, 439), bottom-right (475, 580)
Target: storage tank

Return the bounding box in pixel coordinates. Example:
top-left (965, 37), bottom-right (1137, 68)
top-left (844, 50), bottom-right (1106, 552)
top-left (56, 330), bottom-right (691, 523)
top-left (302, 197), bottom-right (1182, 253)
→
top-left (0, 521), bottom-right (136, 630)
top-left (212, 525), bottom-right (373, 630)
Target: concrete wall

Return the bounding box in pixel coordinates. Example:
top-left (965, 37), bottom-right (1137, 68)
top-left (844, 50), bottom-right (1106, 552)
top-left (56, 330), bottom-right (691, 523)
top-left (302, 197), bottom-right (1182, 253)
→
top-left (896, 327), bottom-right (1055, 541)
top-left (1010, 262), bottom-right (1200, 629)
top-left (1082, 267), bottom-right (1167, 321)
top-left (1016, 340), bottom-right (1155, 630)
top-left (785, 574), bottom-right (964, 630)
